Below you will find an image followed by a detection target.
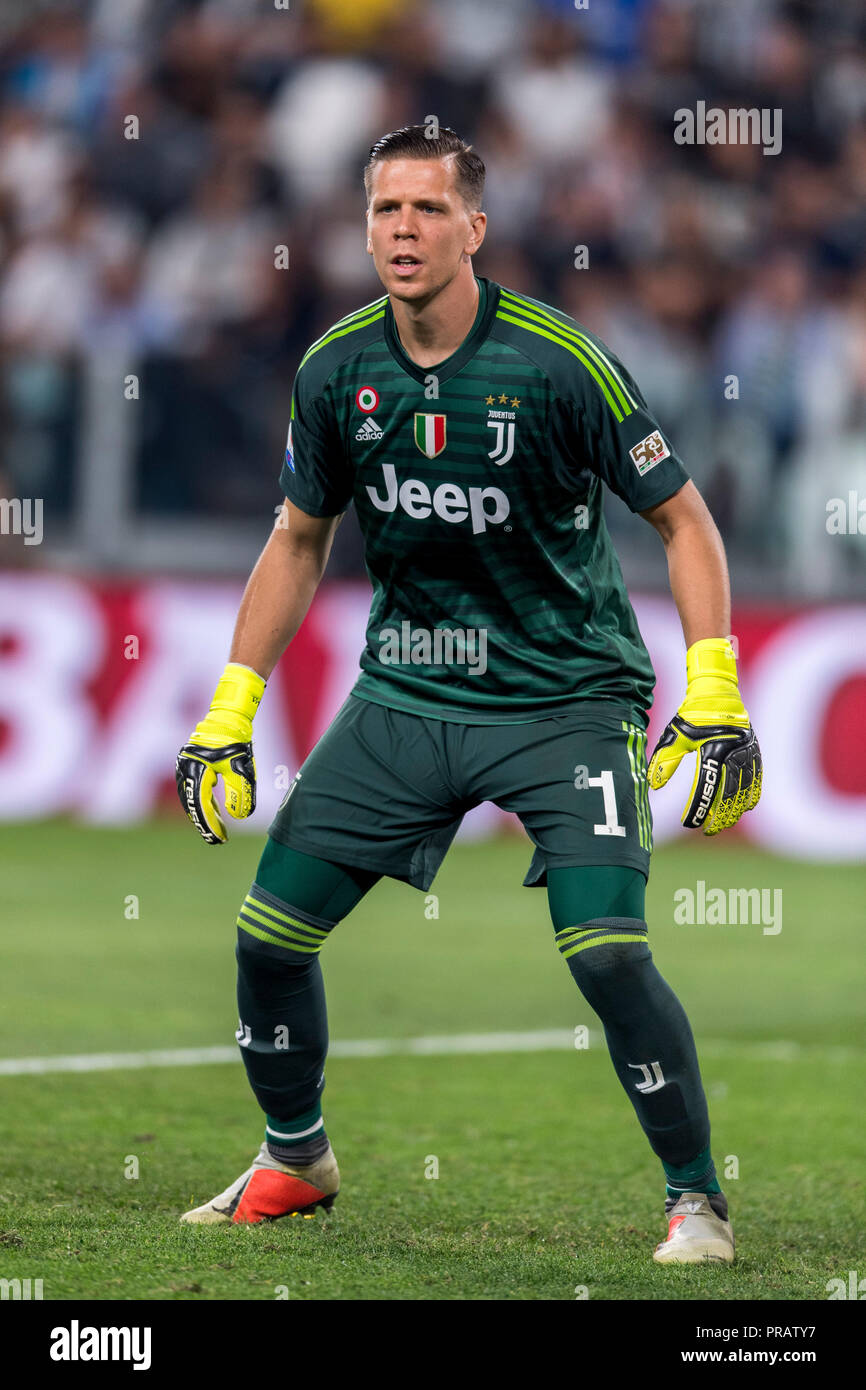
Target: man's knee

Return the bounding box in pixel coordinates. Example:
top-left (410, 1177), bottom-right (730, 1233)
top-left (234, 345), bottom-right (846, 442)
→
top-left (555, 916), bottom-right (651, 974)
top-left (236, 881), bottom-right (336, 968)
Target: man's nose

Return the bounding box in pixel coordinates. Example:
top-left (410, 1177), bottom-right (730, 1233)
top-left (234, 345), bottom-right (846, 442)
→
top-left (393, 211), bottom-right (418, 237)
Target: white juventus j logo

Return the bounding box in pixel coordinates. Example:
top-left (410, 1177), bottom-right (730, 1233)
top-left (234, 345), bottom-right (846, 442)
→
top-left (487, 420), bottom-right (515, 465)
top-left (628, 1060), bottom-right (666, 1092)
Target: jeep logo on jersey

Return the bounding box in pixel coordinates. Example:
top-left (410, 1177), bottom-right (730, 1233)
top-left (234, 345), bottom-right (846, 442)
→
top-left (366, 463), bottom-right (509, 534)
top-left (414, 413), bottom-right (447, 458)
top-left (629, 429), bottom-right (670, 475)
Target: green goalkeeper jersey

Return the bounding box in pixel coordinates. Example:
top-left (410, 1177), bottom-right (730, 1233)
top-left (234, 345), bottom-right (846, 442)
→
top-left (279, 275), bottom-right (689, 725)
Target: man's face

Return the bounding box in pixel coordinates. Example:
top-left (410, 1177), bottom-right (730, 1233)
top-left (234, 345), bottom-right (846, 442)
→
top-left (366, 156), bottom-right (485, 301)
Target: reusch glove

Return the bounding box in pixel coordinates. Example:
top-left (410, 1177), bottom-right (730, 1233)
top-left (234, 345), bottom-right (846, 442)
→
top-left (176, 663), bottom-right (266, 844)
top-left (647, 637), bottom-right (762, 835)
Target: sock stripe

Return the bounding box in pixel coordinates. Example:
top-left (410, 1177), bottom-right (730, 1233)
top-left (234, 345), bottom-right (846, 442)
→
top-left (555, 922), bottom-right (647, 946)
top-left (558, 931), bottom-right (648, 961)
top-left (266, 1117), bottom-right (324, 1142)
top-left (241, 903), bottom-right (325, 948)
top-left (555, 921), bottom-right (647, 943)
top-left (245, 892), bottom-right (330, 939)
top-left (239, 903), bottom-right (322, 947)
top-left (237, 915), bottom-right (321, 954)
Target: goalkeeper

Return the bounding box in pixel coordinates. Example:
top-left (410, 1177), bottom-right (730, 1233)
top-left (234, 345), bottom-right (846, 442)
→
top-left (175, 126), bottom-right (761, 1263)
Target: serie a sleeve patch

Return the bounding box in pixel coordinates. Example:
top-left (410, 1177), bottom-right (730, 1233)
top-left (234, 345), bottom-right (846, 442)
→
top-left (628, 429), bottom-right (671, 476)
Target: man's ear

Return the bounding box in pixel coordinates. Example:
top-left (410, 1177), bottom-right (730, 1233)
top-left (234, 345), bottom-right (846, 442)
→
top-left (466, 210), bottom-right (487, 257)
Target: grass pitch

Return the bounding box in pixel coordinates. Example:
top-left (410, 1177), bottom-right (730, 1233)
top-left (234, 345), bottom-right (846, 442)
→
top-left (1, 821), bottom-right (863, 1300)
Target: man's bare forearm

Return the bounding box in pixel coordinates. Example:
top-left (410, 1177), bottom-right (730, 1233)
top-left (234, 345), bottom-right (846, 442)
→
top-left (640, 480), bottom-right (731, 648)
top-left (228, 505), bottom-right (339, 680)
top-left (662, 514), bottom-right (731, 649)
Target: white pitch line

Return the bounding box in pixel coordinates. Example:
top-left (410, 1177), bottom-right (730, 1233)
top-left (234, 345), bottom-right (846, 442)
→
top-left (0, 1031), bottom-right (861, 1077)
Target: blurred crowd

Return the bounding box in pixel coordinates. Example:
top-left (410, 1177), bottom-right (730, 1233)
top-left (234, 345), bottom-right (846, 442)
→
top-left (1, 0), bottom-right (865, 591)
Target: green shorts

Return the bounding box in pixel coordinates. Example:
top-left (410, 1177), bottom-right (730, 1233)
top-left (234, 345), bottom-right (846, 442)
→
top-left (268, 694), bottom-right (653, 892)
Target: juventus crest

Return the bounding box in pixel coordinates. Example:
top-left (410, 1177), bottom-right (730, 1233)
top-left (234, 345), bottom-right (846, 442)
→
top-left (487, 419), bottom-right (515, 465)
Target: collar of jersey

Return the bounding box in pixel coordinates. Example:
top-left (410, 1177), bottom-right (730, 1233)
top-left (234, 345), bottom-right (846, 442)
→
top-left (383, 275), bottom-right (500, 385)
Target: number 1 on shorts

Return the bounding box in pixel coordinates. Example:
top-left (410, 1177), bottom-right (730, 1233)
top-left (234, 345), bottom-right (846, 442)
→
top-left (590, 769), bottom-right (626, 837)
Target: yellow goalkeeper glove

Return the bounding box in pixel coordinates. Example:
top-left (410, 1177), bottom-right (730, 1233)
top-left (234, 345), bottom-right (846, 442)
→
top-left (647, 637), bottom-right (762, 835)
top-left (175, 663), bottom-right (266, 844)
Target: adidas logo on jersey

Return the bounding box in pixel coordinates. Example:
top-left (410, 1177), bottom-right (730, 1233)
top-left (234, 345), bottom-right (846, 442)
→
top-left (355, 416), bottom-right (384, 442)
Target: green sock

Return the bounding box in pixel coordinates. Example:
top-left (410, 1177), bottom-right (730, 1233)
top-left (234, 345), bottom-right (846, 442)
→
top-left (663, 1144), bottom-right (721, 1199)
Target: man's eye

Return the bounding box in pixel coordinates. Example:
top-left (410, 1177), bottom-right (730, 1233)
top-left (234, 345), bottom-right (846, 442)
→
top-left (375, 203), bottom-right (439, 213)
